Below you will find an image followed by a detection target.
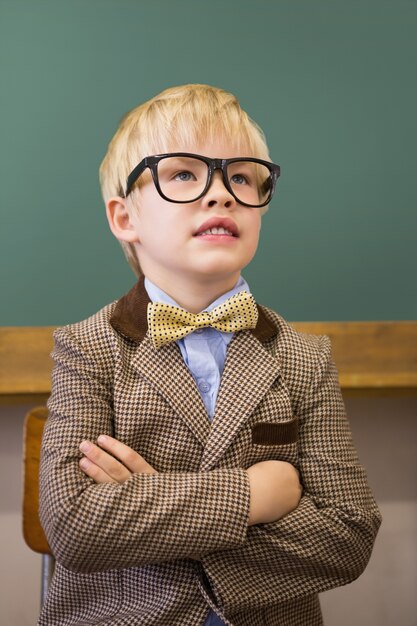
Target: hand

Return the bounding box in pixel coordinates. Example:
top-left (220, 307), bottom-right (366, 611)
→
top-left (247, 460), bottom-right (302, 526)
top-left (79, 435), bottom-right (157, 484)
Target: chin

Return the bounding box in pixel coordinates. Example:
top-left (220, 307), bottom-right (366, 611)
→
top-left (191, 265), bottom-right (242, 284)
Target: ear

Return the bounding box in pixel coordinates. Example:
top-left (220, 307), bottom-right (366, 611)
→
top-left (106, 197), bottom-right (140, 243)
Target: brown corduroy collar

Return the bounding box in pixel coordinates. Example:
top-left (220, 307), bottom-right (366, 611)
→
top-left (109, 276), bottom-right (278, 344)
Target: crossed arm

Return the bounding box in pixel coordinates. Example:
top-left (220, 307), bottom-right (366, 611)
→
top-left (41, 325), bottom-right (381, 611)
top-left (79, 436), bottom-right (302, 526)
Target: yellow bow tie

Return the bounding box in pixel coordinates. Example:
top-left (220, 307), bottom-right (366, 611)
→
top-left (147, 291), bottom-right (259, 349)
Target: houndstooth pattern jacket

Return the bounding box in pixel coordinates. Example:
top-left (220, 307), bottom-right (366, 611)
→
top-left (39, 278), bottom-right (381, 625)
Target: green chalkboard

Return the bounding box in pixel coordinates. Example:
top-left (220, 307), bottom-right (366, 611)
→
top-left (1, 0), bottom-right (416, 325)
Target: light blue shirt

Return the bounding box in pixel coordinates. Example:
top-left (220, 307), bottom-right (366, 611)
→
top-left (145, 276), bottom-right (250, 420)
top-left (144, 275), bottom-right (252, 626)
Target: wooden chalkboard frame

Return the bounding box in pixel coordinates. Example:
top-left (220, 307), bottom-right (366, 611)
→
top-left (1, 322), bottom-right (416, 404)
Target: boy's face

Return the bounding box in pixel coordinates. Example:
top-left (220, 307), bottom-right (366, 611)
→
top-left (110, 137), bottom-right (262, 295)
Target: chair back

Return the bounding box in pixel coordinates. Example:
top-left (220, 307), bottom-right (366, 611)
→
top-left (22, 406), bottom-right (52, 555)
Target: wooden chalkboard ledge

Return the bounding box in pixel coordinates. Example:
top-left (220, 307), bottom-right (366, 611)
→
top-left (0, 322), bottom-right (416, 404)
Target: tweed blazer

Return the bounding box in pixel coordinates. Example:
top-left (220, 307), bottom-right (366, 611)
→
top-left (39, 278), bottom-right (381, 626)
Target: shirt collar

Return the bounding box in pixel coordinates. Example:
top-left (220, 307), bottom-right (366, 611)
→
top-left (109, 275), bottom-right (278, 344)
top-left (144, 275), bottom-right (251, 312)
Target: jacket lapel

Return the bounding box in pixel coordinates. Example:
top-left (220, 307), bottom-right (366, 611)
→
top-left (200, 330), bottom-right (282, 471)
top-left (110, 278), bottom-right (281, 459)
top-left (131, 337), bottom-right (211, 447)
top-left (110, 278), bottom-right (210, 448)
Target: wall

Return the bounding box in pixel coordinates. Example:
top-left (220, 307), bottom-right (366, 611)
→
top-left (1, 398), bottom-right (416, 624)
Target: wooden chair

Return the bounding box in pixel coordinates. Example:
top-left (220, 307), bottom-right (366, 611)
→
top-left (22, 406), bottom-right (55, 607)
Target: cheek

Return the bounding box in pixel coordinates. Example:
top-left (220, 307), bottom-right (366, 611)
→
top-left (248, 215), bottom-right (261, 248)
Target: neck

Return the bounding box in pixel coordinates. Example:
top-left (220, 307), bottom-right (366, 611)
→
top-left (145, 271), bottom-right (241, 313)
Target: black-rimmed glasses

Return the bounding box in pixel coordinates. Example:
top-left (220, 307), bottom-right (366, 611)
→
top-left (123, 152), bottom-right (280, 208)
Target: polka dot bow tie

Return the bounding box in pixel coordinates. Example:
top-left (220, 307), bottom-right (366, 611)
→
top-left (147, 291), bottom-right (259, 349)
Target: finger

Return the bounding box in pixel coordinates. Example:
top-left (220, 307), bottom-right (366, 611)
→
top-left (97, 435), bottom-right (157, 474)
top-left (79, 440), bottom-right (132, 483)
top-left (79, 456), bottom-right (118, 484)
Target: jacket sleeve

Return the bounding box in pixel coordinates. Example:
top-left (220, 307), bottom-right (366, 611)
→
top-left (200, 335), bottom-right (382, 615)
top-left (39, 325), bottom-right (250, 573)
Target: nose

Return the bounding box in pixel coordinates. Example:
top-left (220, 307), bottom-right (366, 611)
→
top-left (203, 170), bottom-right (236, 209)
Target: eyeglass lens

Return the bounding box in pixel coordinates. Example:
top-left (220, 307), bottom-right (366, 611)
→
top-left (156, 156), bottom-right (271, 206)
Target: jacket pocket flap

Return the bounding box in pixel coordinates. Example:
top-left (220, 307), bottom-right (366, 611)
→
top-left (252, 418), bottom-right (298, 446)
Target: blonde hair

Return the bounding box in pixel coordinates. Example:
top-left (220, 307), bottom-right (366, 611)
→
top-left (99, 84), bottom-right (271, 276)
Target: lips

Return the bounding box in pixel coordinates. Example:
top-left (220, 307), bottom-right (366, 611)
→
top-left (194, 216), bottom-right (238, 237)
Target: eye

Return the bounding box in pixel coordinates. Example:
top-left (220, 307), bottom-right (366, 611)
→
top-left (174, 170), bottom-right (196, 182)
top-left (230, 173), bottom-right (248, 185)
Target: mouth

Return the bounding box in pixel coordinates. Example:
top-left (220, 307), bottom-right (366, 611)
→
top-left (194, 216), bottom-right (238, 238)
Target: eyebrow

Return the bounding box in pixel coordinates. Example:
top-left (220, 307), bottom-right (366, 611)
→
top-left (160, 156), bottom-right (202, 164)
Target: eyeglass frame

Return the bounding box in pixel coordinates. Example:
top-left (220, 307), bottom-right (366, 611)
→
top-left (122, 152), bottom-right (281, 208)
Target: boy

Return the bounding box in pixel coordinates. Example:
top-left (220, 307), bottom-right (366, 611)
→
top-left (39, 84), bottom-right (381, 625)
